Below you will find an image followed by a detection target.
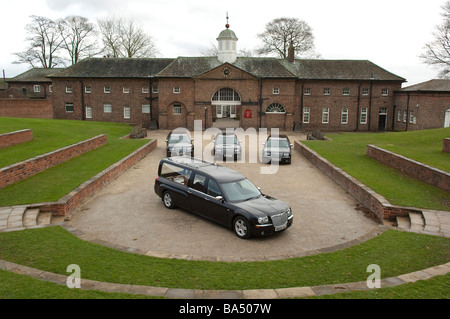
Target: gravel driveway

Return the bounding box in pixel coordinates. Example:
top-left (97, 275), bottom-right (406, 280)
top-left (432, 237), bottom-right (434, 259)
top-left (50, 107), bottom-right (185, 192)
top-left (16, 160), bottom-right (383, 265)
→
top-left (66, 129), bottom-right (380, 261)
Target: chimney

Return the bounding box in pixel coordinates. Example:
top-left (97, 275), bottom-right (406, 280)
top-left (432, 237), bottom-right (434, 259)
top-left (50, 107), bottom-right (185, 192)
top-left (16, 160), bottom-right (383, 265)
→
top-left (288, 41), bottom-right (295, 63)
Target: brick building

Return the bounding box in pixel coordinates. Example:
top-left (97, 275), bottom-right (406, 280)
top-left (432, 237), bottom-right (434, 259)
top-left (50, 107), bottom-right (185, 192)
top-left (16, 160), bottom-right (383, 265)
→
top-left (46, 24), bottom-right (409, 131)
top-left (393, 79), bottom-right (450, 130)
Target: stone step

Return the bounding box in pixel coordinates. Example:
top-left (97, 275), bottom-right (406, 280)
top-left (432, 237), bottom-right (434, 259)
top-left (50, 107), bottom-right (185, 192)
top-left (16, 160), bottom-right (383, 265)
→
top-left (396, 216), bottom-right (411, 230)
top-left (23, 208), bottom-right (40, 228)
top-left (409, 212), bottom-right (425, 231)
top-left (7, 207), bottom-right (26, 229)
top-left (37, 212), bottom-right (53, 226)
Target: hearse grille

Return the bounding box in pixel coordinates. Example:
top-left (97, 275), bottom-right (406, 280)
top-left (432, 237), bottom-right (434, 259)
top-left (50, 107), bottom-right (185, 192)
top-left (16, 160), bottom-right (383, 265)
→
top-left (271, 211), bottom-right (288, 227)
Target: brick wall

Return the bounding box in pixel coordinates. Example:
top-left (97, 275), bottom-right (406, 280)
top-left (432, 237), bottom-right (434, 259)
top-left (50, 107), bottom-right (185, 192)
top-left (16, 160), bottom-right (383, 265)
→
top-left (0, 129), bottom-right (33, 149)
top-left (0, 99), bottom-right (53, 119)
top-left (38, 139), bottom-right (157, 216)
top-left (367, 145), bottom-right (450, 192)
top-left (444, 138), bottom-right (450, 153)
top-left (294, 141), bottom-right (425, 221)
top-left (0, 135), bottom-right (107, 189)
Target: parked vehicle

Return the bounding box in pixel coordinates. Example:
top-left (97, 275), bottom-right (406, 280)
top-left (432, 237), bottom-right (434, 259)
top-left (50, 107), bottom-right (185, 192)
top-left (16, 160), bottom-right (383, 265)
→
top-left (165, 129), bottom-right (194, 157)
top-left (154, 156), bottom-right (293, 239)
top-left (261, 135), bottom-right (293, 164)
top-left (213, 132), bottom-right (242, 161)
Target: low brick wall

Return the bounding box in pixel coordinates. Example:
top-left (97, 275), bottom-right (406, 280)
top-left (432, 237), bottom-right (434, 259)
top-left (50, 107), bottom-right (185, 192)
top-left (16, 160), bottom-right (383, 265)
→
top-left (0, 135), bottom-right (107, 189)
top-left (39, 139), bottom-right (157, 216)
top-left (367, 145), bottom-right (449, 193)
top-left (0, 129), bottom-right (33, 149)
top-left (444, 138), bottom-right (450, 153)
top-left (294, 141), bottom-right (423, 221)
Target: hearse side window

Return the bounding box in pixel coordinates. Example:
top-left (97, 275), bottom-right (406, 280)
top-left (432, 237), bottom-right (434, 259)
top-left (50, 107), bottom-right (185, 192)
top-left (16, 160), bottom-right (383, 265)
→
top-left (160, 163), bottom-right (191, 186)
top-left (192, 174), bottom-right (207, 193)
top-left (207, 179), bottom-right (222, 198)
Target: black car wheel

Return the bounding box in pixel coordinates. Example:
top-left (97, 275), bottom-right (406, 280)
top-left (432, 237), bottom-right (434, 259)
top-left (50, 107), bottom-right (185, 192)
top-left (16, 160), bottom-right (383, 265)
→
top-left (163, 191), bottom-right (176, 209)
top-left (233, 216), bottom-right (251, 239)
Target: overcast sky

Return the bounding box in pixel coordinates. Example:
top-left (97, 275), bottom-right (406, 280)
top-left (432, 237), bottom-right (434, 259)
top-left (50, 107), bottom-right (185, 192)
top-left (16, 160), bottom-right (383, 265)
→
top-left (0, 0), bottom-right (446, 86)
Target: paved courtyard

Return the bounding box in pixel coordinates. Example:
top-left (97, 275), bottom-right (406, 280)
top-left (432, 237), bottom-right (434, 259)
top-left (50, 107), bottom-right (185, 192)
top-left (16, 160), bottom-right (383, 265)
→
top-left (66, 129), bottom-right (381, 261)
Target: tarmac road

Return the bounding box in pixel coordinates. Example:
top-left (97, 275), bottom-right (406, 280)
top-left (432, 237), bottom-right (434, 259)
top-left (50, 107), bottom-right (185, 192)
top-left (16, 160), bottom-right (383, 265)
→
top-left (66, 129), bottom-right (380, 261)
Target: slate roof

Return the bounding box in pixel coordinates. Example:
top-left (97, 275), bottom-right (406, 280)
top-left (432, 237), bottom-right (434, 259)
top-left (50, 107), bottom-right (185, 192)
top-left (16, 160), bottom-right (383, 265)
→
top-left (49, 58), bottom-right (175, 78)
top-left (279, 59), bottom-right (406, 81)
top-left (400, 79), bottom-right (450, 92)
top-left (47, 56), bottom-right (406, 82)
top-left (8, 68), bottom-right (64, 83)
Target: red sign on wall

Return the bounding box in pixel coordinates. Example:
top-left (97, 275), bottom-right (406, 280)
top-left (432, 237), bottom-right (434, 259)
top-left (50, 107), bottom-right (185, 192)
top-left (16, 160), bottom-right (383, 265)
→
top-left (244, 109), bottom-right (252, 118)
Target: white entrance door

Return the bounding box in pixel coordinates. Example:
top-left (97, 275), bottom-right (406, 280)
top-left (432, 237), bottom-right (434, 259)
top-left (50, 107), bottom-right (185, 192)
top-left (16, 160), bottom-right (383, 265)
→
top-left (216, 105), bottom-right (225, 118)
top-left (445, 109), bottom-right (450, 128)
top-left (229, 105), bottom-right (237, 118)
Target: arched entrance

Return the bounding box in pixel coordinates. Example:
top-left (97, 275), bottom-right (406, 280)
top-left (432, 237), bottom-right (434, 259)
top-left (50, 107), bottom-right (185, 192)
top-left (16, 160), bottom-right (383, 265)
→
top-left (211, 88), bottom-right (241, 120)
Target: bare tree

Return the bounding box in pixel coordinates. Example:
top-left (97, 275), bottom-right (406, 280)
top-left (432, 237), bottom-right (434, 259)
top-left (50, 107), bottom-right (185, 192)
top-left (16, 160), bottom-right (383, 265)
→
top-left (98, 16), bottom-right (158, 58)
top-left (14, 15), bottom-right (66, 68)
top-left (256, 17), bottom-right (320, 59)
top-left (420, 1), bottom-right (450, 78)
top-left (58, 16), bottom-right (98, 65)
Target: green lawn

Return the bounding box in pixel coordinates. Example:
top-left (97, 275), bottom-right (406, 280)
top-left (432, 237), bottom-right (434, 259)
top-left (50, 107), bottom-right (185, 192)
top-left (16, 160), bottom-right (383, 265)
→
top-left (303, 128), bottom-right (450, 211)
top-left (0, 227), bottom-right (448, 292)
top-left (0, 118), bottom-right (148, 206)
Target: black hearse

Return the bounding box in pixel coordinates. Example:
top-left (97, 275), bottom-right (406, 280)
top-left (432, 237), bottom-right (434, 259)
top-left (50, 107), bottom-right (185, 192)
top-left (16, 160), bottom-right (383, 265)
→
top-left (154, 156), bottom-right (293, 239)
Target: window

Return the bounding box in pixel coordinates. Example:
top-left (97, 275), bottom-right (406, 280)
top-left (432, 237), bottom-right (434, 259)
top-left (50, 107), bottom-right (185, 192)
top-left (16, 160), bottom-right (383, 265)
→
top-left (104, 104), bottom-right (112, 113)
top-left (173, 87), bottom-right (180, 94)
top-left (123, 87), bottom-right (130, 94)
top-left (86, 106), bottom-right (92, 119)
top-left (266, 103), bottom-right (286, 113)
top-left (142, 87), bottom-right (149, 94)
top-left (34, 85), bottom-right (40, 93)
top-left (403, 110), bottom-right (407, 123)
top-left (398, 110), bottom-right (402, 122)
top-left (341, 108), bottom-right (348, 124)
top-left (322, 107), bottom-right (329, 124)
top-left (173, 104), bottom-right (182, 115)
top-left (142, 104), bottom-right (150, 114)
top-left (207, 179), bottom-right (222, 198)
top-left (303, 107), bottom-right (310, 123)
top-left (192, 174), bottom-right (207, 193)
top-left (362, 88), bottom-right (369, 96)
top-left (160, 163), bottom-right (192, 185)
top-left (85, 86), bottom-right (92, 94)
top-left (65, 103), bottom-right (74, 112)
top-left (104, 86), bottom-right (111, 93)
top-left (273, 87), bottom-right (280, 95)
top-left (409, 111), bottom-right (415, 124)
top-left (324, 88), bottom-right (330, 96)
top-left (49, 85), bottom-right (53, 93)
top-left (124, 106), bottom-right (130, 119)
top-left (360, 108), bottom-right (368, 124)
top-left (304, 88), bottom-right (311, 95)
top-left (66, 86), bottom-right (72, 94)
top-left (382, 88), bottom-right (389, 96)
top-left (343, 88), bottom-right (350, 96)
top-left (152, 86), bottom-right (159, 94)
top-left (212, 88), bottom-right (241, 102)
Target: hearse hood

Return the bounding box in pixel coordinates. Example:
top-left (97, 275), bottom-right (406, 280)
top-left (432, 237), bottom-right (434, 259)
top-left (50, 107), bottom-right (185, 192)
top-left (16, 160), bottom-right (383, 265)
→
top-left (233, 195), bottom-right (289, 217)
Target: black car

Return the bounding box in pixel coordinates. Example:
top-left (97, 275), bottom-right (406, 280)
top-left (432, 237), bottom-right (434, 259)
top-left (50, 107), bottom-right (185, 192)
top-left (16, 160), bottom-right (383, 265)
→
top-left (165, 129), bottom-right (194, 157)
top-left (261, 135), bottom-right (293, 164)
top-left (154, 156), bottom-right (293, 239)
top-left (213, 132), bottom-right (242, 161)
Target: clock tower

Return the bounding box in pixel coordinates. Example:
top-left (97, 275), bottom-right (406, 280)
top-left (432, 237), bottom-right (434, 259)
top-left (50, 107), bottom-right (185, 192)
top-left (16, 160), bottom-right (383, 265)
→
top-left (217, 13), bottom-right (238, 64)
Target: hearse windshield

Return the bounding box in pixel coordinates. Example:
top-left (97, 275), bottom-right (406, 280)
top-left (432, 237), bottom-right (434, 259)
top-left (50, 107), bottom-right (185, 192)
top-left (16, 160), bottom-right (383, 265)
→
top-left (169, 134), bottom-right (191, 144)
top-left (220, 178), bottom-right (261, 202)
top-left (216, 135), bottom-right (238, 145)
top-left (267, 138), bottom-right (290, 148)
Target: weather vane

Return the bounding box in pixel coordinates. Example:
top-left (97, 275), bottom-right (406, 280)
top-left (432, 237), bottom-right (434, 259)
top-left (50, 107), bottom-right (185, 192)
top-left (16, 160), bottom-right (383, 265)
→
top-left (226, 12), bottom-right (230, 29)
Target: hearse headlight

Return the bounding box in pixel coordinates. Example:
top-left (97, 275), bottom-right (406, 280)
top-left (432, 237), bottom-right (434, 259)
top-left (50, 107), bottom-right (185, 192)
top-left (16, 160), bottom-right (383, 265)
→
top-left (286, 208), bottom-right (292, 217)
top-left (283, 153), bottom-right (290, 157)
top-left (258, 216), bottom-right (269, 224)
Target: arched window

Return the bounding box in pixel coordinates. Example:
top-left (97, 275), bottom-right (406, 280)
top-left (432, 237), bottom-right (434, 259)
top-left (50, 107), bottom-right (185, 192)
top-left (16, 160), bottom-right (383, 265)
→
top-left (266, 103), bottom-right (286, 114)
top-left (212, 88), bottom-right (241, 103)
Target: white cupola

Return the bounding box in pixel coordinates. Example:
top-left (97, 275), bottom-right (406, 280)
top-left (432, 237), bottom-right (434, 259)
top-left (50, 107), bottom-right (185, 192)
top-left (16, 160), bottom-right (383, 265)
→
top-left (217, 13), bottom-right (238, 64)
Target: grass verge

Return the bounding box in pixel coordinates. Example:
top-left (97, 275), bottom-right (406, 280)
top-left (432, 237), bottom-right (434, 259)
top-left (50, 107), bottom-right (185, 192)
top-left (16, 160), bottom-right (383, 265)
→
top-left (0, 118), bottom-right (148, 206)
top-left (0, 227), bottom-right (448, 291)
top-left (303, 128), bottom-right (450, 211)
